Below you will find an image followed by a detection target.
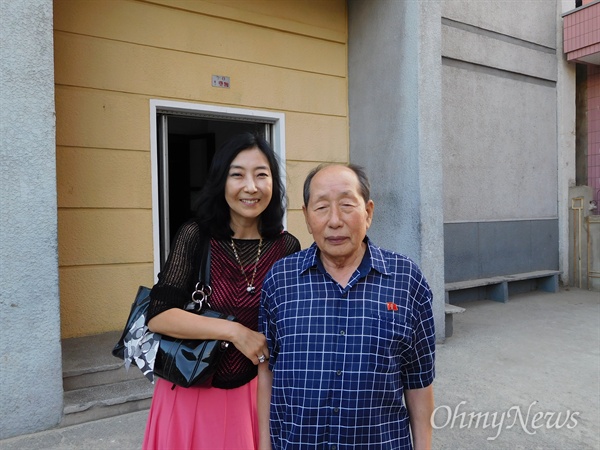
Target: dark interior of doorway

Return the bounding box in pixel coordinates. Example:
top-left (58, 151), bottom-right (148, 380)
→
top-left (165, 116), bottom-right (267, 246)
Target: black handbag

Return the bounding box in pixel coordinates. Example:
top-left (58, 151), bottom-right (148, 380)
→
top-left (112, 240), bottom-right (236, 388)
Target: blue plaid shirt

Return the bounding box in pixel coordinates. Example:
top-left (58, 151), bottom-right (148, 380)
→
top-left (259, 238), bottom-right (435, 450)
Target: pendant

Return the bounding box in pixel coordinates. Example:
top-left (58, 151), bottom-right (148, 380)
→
top-left (246, 285), bottom-right (256, 294)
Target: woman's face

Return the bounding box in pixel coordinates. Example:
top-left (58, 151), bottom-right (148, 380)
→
top-left (225, 147), bottom-right (273, 229)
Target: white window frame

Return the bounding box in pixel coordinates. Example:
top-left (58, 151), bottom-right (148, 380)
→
top-left (149, 99), bottom-right (286, 280)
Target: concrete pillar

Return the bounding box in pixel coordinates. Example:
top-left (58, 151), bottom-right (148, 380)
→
top-left (558, 0), bottom-right (577, 287)
top-left (348, 0), bottom-right (445, 341)
top-left (0, 0), bottom-right (63, 438)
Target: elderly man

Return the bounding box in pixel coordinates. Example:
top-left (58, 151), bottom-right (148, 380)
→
top-left (258, 163), bottom-right (435, 450)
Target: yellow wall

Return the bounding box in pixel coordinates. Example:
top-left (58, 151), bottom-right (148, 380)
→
top-left (54, 0), bottom-right (349, 338)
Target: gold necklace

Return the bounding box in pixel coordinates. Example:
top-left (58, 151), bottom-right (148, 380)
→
top-left (230, 237), bottom-right (263, 294)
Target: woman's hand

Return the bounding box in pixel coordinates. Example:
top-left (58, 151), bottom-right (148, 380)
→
top-left (229, 322), bottom-right (270, 365)
top-left (149, 309), bottom-right (270, 365)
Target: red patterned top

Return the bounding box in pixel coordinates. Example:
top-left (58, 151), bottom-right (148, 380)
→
top-left (147, 218), bottom-right (300, 389)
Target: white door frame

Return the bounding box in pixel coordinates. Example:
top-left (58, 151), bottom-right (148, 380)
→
top-left (149, 99), bottom-right (286, 280)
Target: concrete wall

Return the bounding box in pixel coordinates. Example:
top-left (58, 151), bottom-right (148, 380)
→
top-left (348, 0), bottom-right (446, 341)
top-left (0, 0), bottom-right (63, 439)
top-left (441, 0), bottom-right (562, 281)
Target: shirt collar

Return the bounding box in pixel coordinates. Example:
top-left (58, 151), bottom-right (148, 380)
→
top-left (300, 236), bottom-right (390, 276)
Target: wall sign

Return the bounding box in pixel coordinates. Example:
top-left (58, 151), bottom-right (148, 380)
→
top-left (212, 75), bottom-right (230, 88)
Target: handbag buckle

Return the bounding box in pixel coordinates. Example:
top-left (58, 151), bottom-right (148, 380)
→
top-left (192, 282), bottom-right (212, 308)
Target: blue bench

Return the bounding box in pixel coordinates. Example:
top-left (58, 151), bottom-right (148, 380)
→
top-left (443, 270), bottom-right (561, 338)
top-left (445, 270), bottom-right (561, 304)
top-left (444, 303), bottom-right (465, 338)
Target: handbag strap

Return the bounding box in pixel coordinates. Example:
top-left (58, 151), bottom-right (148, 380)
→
top-left (198, 238), bottom-right (211, 286)
top-left (190, 238), bottom-right (212, 309)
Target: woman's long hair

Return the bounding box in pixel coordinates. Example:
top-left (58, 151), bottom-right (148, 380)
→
top-left (195, 132), bottom-right (286, 239)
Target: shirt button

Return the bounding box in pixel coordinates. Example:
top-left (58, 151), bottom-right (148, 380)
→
top-left (332, 445), bottom-right (338, 450)
top-left (336, 370), bottom-right (342, 376)
top-left (340, 330), bottom-right (345, 336)
top-left (333, 407), bottom-right (339, 413)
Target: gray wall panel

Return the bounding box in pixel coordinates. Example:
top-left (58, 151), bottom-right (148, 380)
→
top-left (442, 0), bottom-right (557, 48)
top-left (444, 222), bottom-right (480, 281)
top-left (442, 20), bottom-right (557, 81)
top-left (445, 219), bottom-right (559, 282)
top-left (442, 60), bottom-right (558, 222)
top-left (479, 221), bottom-right (533, 276)
top-left (530, 219), bottom-right (560, 271)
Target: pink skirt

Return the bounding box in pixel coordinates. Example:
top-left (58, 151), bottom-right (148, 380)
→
top-left (142, 377), bottom-right (259, 450)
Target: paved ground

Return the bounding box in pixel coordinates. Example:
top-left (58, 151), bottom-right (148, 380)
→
top-left (0, 287), bottom-right (598, 450)
top-left (431, 287), bottom-right (599, 449)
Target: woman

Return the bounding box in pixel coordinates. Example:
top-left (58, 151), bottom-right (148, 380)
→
top-left (143, 132), bottom-right (300, 449)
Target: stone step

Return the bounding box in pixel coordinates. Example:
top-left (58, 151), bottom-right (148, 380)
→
top-left (62, 331), bottom-right (138, 390)
top-left (61, 331), bottom-right (153, 428)
top-left (61, 378), bottom-right (153, 427)
top-left (63, 362), bottom-right (146, 392)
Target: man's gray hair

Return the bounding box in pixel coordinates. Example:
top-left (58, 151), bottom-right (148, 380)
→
top-left (303, 163), bottom-right (371, 207)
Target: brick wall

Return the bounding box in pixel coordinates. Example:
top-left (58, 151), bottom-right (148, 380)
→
top-left (588, 65), bottom-right (600, 207)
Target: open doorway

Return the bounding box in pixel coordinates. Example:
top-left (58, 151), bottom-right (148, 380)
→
top-left (159, 116), bottom-right (268, 263)
top-left (150, 101), bottom-right (286, 275)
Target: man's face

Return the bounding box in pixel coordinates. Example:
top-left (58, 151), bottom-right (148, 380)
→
top-left (303, 165), bottom-right (374, 265)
